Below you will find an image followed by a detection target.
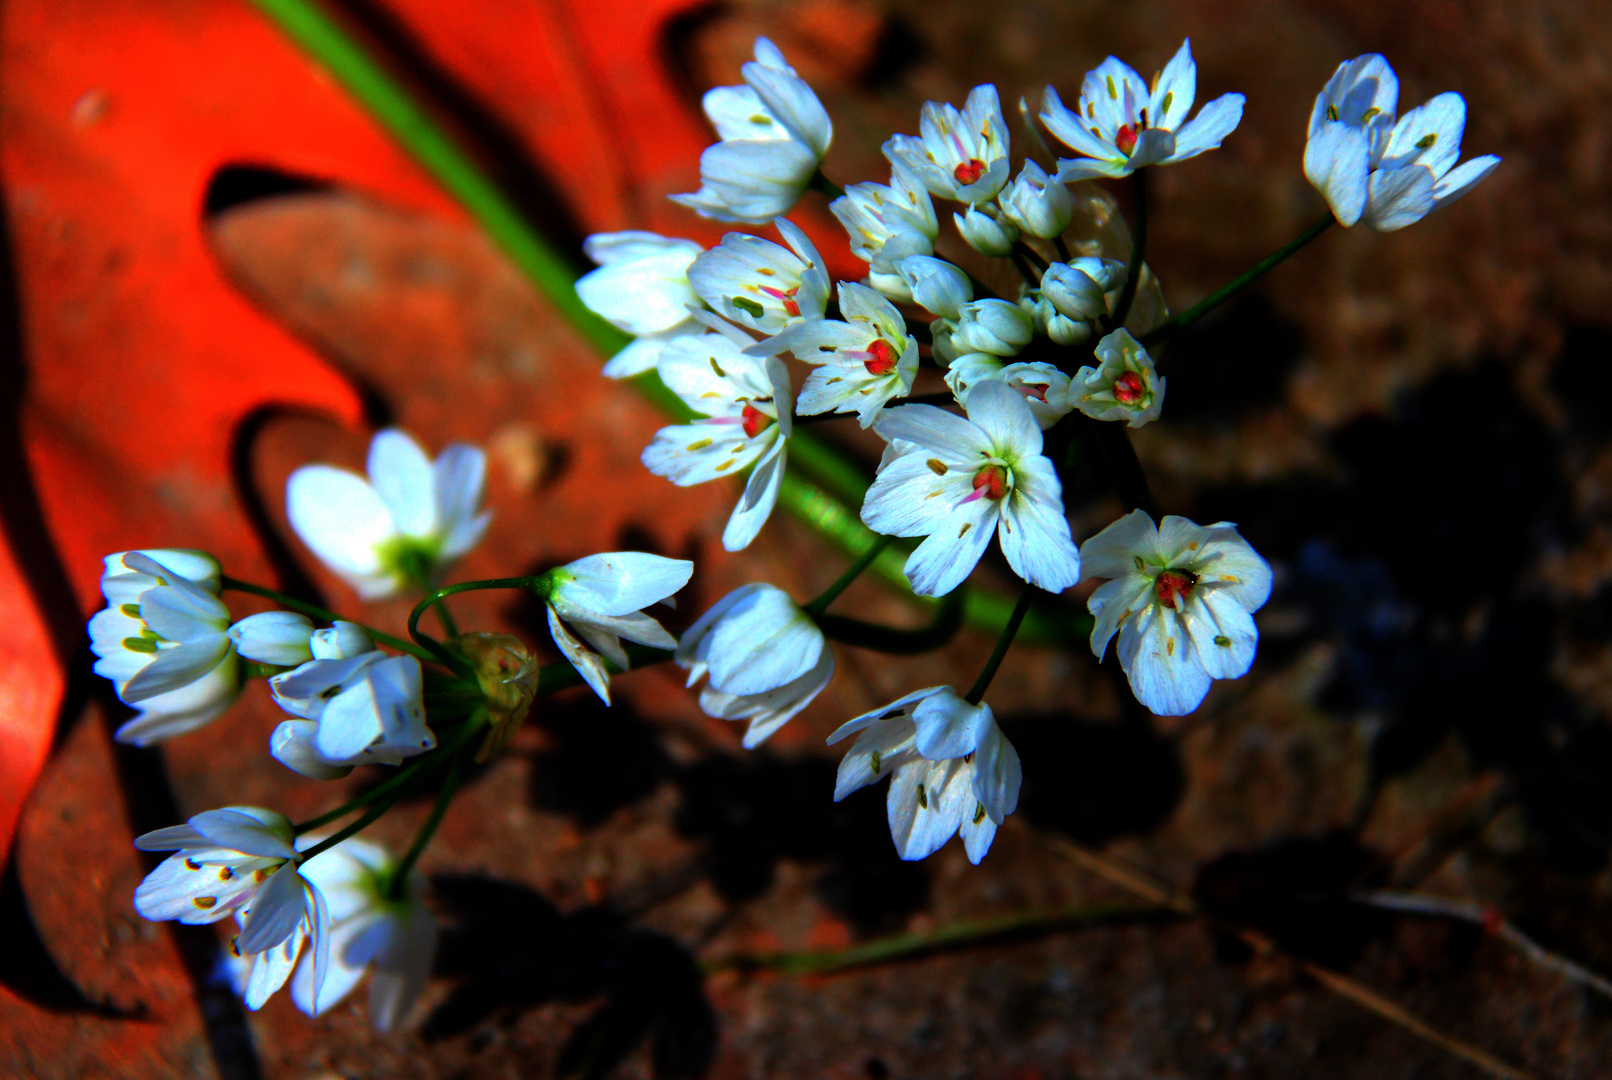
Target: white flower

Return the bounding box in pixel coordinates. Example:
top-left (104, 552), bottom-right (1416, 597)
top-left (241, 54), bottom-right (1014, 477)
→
top-left (896, 255), bottom-right (972, 319)
top-left (830, 162), bottom-right (939, 298)
top-left (827, 687), bottom-right (1022, 864)
top-left (675, 583), bottom-right (832, 748)
top-left (1304, 54), bottom-right (1500, 231)
top-left (953, 205), bottom-right (1018, 256)
top-left (952, 299), bottom-right (1034, 357)
top-left (884, 84), bottom-right (1011, 204)
top-left (289, 837), bottom-right (437, 1032)
top-left (940, 351), bottom-right (1003, 400)
top-left (748, 281), bottom-right (918, 428)
top-left (643, 322), bottom-right (793, 551)
top-left (671, 37), bottom-right (832, 223)
top-left (269, 631), bottom-right (433, 780)
top-left (545, 552), bottom-right (694, 703)
top-left (133, 807), bottom-right (298, 929)
top-left (227, 611), bottom-right (316, 667)
top-left (1081, 509), bottom-right (1273, 716)
top-left (998, 362), bottom-right (1075, 429)
top-left (576, 231), bottom-right (706, 378)
top-left (1041, 39), bottom-right (1245, 181)
top-left (88, 549), bottom-right (241, 746)
top-left (1073, 329), bottom-right (1165, 427)
top-left (863, 381), bottom-right (1081, 597)
top-left (998, 160), bottom-right (1073, 239)
top-left (287, 428), bottom-right (491, 600)
top-left (686, 218), bottom-right (829, 336)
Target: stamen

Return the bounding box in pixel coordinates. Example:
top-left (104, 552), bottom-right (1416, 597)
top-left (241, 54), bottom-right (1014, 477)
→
top-left (916, 783), bottom-right (928, 809)
top-left (871, 750), bottom-right (882, 775)
top-left (759, 284), bottom-right (801, 318)
top-left (193, 896), bottom-right (217, 909)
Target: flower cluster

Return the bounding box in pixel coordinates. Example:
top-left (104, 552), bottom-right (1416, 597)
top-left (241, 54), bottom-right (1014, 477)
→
top-left (90, 30), bottom-right (1500, 1033)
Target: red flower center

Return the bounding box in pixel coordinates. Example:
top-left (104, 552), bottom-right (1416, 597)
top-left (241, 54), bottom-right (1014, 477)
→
top-left (1115, 124), bottom-right (1139, 156)
top-left (760, 284), bottom-right (801, 318)
top-left (1019, 382), bottom-right (1050, 402)
top-left (1154, 569), bottom-right (1198, 609)
top-left (953, 158), bottom-right (986, 185)
top-left (971, 465), bottom-right (1008, 501)
top-left (741, 403), bottom-right (773, 439)
top-left (1113, 371), bottom-right (1145, 405)
top-left (863, 338), bottom-right (899, 376)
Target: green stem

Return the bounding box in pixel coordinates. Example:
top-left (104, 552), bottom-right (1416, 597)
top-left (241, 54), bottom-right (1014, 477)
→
top-left (706, 900), bottom-right (1168, 975)
top-left (1107, 168), bottom-right (1147, 332)
top-left (1140, 213), bottom-right (1333, 347)
top-left (386, 754), bottom-right (464, 899)
top-left (1090, 419), bottom-right (1159, 518)
top-left (1053, 236), bottom-right (1072, 262)
top-left (809, 170), bottom-right (845, 200)
top-left (432, 597), bottom-right (459, 639)
top-left (406, 577), bottom-right (546, 675)
top-left (291, 713), bottom-right (485, 834)
top-left (965, 585), bottom-right (1034, 704)
top-left (1013, 241), bottom-right (1049, 272)
top-left (805, 537), bottom-right (893, 617)
top-left (816, 588), bottom-right (965, 654)
top-left (296, 792), bottom-right (405, 862)
top-left (220, 576), bottom-right (434, 661)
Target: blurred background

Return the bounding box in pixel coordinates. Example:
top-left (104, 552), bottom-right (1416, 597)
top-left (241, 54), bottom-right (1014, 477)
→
top-left (3, 0), bottom-right (1610, 1076)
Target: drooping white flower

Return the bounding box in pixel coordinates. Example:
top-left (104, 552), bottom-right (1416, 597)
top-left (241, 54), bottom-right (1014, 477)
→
top-left (227, 611), bottom-right (316, 668)
top-left (863, 381), bottom-right (1081, 597)
top-left (642, 321), bottom-right (793, 551)
top-left (268, 629), bottom-right (433, 780)
top-left (287, 429), bottom-right (491, 601)
top-left (88, 549), bottom-right (241, 745)
top-left (896, 255), bottom-right (972, 320)
top-left (133, 807), bottom-right (298, 929)
top-left (1073, 328), bottom-right (1165, 427)
top-left (1304, 54), bottom-right (1500, 231)
top-left (998, 159), bottom-right (1073, 239)
top-left (827, 687), bottom-right (1022, 864)
top-left (686, 218), bottom-right (829, 336)
top-left (952, 299), bottom-right (1034, 357)
top-left (289, 837), bottom-right (437, 1033)
top-left (1041, 40), bottom-right (1245, 181)
top-left (544, 552), bottom-right (694, 704)
top-left (884, 84), bottom-right (1011, 204)
top-left (830, 163), bottom-right (939, 300)
top-left (576, 231), bottom-right (706, 378)
top-left (953, 204), bottom-right (1019, 256)
top-left (222, 832), bottom-right (339, 1012)
top-left (675, 583), bottom-right (832, 747)
top-left (748, 281), bottom-right (918, 428)
top-left (671, 37), bottom-right (833, 223)
top-left (1081, 509), bottom-right (1273, 716)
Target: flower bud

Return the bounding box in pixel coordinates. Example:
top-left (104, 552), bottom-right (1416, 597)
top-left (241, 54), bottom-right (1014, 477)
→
top-left (1042, 257), bottom-right (1125, 320)
top-left (999, 361), bottom-right (1074, 429)
top-left (942, 352), bottom-right (1004, 399)
top-left (456, 632), bottom-right (539, 762)
top-left (953, 206), bottom-right (1018, 256)
top-left (897, 255), bottom-right (973, 319)
top-left (998, 160), bottom-right (1073, 239)
top-left (929, 317), bottom-right (960, 367)
top-left (953, 299), bottom-right (1034, 356)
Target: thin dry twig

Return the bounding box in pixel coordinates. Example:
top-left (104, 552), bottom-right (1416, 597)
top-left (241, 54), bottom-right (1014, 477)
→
top-left (1050, 839), bottom-right (1543, 1080)
top-left (1356, 890), bottom-right (1612, 1001)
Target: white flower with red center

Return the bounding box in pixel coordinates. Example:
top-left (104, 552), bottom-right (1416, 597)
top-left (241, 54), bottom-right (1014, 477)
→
top-left (671, 37), bottom-right (833, 223)
top-left (884, 84), bottom-right (1011, 204)
top-left (544, 552), bottom-right (694, 704)
top-left (676, 584), bottom-right (833, 747)
top-left (1073, 329), bottom-right (1165, 427)
top-left (88, 549), bottom-right (243, 745)
top-left (862, 380), bottom-right (1081, 597)
top-left (830, 163), bottom-right (938, 299)
top-left (287, 428), bottom-right (491, 601)
top-left (288, 837), bottom-right (437, 1033)
top-left (687, 218), bottom-right (829, 336)
top-left (1041, 39), bottom-right (1245, 181)
top-left (1081, 509), bottom-right (1273, 716)
top-left (576, 231), bottom-right (706, 379)
top-left (827, 687), bottom-right (1022, 864)
top-left (748, 281), bottom-right (918, 428)
top-left (1304, 54), bottom-right (1500, 231)
top-left (642, 321), bottom-right (794, 551)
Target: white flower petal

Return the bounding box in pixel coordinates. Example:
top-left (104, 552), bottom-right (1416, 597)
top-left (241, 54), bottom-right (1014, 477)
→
top-left (1119, 605), bottom-right (1212, 717)
top-left (1304, 121), bottom-right (1371, 226)
top-left (553, 553), bottom-right (694, 617)
top-left (121, 633), bottom-right (232, 703)
top-left (368, 429), bottom-right (439, 538)
top-left (286, 466), bottom-right (394, 584)
top-left (910, 690), bottom-right (990, 760)
top-left (229, 612), bottom-right (315, 666)
top-left (1167, 93), bottom-right (1245, 160)
top-left (237, 863), bottom-right (310, 955)
top-left (548, 604), bottom-right (614, 704)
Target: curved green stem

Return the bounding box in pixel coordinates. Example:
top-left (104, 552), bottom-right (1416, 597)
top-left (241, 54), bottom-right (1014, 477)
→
top-left (805, 537), bottom-right (893, 617)
top-left (816, 588), bottom-right (965, 654)
top-left (291, 712), bottom-right (486, 834)
top-left (1140, 213), bottom-right (1333, 347)
top-left (406, 577), bottom-right (547, 675)
top-left (221, 576), bottom-right (433, 661)
top-left (965, 585), bottom-right (1034, 704)
top-left (1106, 168), bottom-right (1148, 332)
top-left (386, 754), bottom-right (464, 899)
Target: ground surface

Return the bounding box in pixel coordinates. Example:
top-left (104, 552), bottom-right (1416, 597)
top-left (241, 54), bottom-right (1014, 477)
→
top-left (4, 1), bottom-right (1612, 1078)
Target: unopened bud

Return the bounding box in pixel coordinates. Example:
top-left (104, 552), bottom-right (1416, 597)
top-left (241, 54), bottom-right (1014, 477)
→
top-left (998, 160), bottom-right (1073, 239)
top-left (456, 632), bottom-right (539, 762)
top-left (954, 206), bottom-right (1018, 257)
top-left (897, 255), bottom-right (972, 319)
